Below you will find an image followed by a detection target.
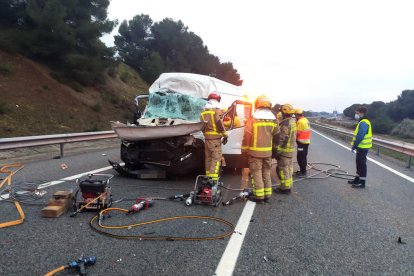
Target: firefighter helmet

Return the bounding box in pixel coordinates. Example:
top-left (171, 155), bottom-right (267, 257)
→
top-left (281, 104), bottom-right (295, 114)
top-left (208, 92), bottom-right (221, 102)
top-left (255, 95), bottom-right (271, 109)
top-left (295, 108), bottom-right (303, 115)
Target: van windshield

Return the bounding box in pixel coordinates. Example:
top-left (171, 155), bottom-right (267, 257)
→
top-left (143, 89), bottom-right (207, 121)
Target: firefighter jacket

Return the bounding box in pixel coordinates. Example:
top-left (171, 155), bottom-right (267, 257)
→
top-left (242, 108), bottom-right (279, 158)
top-left (201, 102), bottom-right (227, 140)
top-left (352, 118), bottom-right (372, 149)
top-left (277, 116), bottom-right (297, 158)
top-left (296, 116), bottom-right (311, 144)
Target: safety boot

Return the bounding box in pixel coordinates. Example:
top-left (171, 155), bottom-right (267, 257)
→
top-left (352, 180), bottom-right (365, 188)
top-left (248, 197), bottom-right (264, 204)
top-left (347, 177), bottom-right (360, 184)
top-left (274, 188), bottom-right (291, 194)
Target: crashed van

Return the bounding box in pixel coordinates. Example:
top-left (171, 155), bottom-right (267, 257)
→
top-left (111, 73), bottom-right (252, 175)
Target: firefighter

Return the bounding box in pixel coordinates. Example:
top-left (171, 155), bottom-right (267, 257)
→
top-left (348, 106), bottom-right (372, 188)
top-left (201, 92), bottom-right (228, 181)
top-left (295, 108), bottom-right (311, 176)
top-left (274, 104), bottom-right (297, 194)
top-left (242, 95), bottom-right (279, 203)
top-left (271, 103), bottom-right (283, 122)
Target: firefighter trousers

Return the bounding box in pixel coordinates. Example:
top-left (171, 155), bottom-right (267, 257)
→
top-left (277, 156), bottom-right (293, 190)
top-left (249, 156), bottom-right (272, 200)
top-left (205, 139), bottom-right (222, 180)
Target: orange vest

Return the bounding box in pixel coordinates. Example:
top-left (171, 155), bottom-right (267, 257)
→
top-left (296, 116), bottom-right (311, 144)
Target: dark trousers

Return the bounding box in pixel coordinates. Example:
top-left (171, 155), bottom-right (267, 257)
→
top-left (296, 142), bottom-right (309, 173)
top-left (356, 148), bottom-right (368, 178)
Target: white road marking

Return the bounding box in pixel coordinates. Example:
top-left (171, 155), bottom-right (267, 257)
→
top-left (312, 128), bottom-right (414, 184)
top-left (215, 200), bottom-right (256, 276)
top-left (0, 165), bottom-right (117, 201)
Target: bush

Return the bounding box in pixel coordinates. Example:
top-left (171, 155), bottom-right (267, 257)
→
top-left (371, 115), bottom-right (394, 134)
top-left (391, 118), bottom-right (414, 139)
top-left (91, 103), bottom-right (102, 112)
top-left (0, 63), bottom-right (13, 76)
top-left (0, 101), bottom-right (8, 114)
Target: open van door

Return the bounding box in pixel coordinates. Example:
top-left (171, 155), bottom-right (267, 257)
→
top-left (222, 100), bottom-right (252, 169)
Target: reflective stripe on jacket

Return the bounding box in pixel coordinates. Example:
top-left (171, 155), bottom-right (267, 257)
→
top-left (242, 118), bottom-right (278, 158)
top-left (352, 118), bottom-right (372, 149)
top-left (277, 117), bottom-right (297, 158)
top-left (201, 108), bottom-right (226, 139)
top-left (296, 116), bottom-right (311, 144)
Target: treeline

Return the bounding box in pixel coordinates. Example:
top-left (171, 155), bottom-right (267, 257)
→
top-left (0, 0), bottom-right (242, 87)
top-left (343, 90), bottom-right (414, 138)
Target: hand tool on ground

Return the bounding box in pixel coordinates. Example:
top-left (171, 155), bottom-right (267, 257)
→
top-left (222, 189), bottom-right (252, 206)
top-left (44, 255), bottom-right (96, 276)
top-left (127, 198), bottom-right (153, 214)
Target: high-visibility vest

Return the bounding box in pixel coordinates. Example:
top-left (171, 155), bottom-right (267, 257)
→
top-left (277, 117), bottom-right (297, 157)
top-left (242, 118), bottom-right (278, 158)
top-left (296, 116), bottom-right (311, 144)
top-left (352, 118), bottom-right (372, 149)
top-left (201, 108), bottom-right (226, 139)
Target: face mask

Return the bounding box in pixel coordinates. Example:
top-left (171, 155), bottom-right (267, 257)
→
top-left (354, 114), bottom-right (360, 120)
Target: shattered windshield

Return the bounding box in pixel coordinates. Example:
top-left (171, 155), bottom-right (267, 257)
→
top-left (143, 89), bottom-right (207, 121)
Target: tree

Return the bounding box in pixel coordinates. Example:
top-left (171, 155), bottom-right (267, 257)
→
top-left (0, 0), bottom-right (117, 86)
top-left (114, 14), bottom-right (153, 72)
top-left (343, 104), bottom-right (361, 118)
top-left (388, 90), bottom-right (414, 121)
top-left (115, 15), bottom-right (243, 86)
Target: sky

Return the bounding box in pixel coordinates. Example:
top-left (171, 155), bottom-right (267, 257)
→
top-left (102, 0), bottom-right (414, 112)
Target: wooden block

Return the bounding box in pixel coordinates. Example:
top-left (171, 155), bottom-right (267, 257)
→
top-left (41, 206), bottom-right (66, 218)
top-left (48, 198), bottom-right (70, 207)
top-left (53, 190), bottom-right (73, 199)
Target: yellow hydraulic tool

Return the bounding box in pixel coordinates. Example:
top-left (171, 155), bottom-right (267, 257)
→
top-left (0, 164), bottom-right (25, 228)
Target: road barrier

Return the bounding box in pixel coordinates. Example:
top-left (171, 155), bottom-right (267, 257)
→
top-left (312, 122), bottom-right (414, 169)
top-left (0, 131), bottom-right (117, 158)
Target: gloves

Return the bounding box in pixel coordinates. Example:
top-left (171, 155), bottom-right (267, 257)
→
top-left (351, 147), bottom-right (356, 153)
top-left (222, 136), bottom-right (228, 145)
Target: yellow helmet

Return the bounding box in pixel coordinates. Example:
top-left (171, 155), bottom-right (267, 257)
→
top-left (281, 104), bottom-right (295, 114)
top-left (255, 95), bottom-right (271, 109)
top-left (295, 108), bottom-right (303, 115)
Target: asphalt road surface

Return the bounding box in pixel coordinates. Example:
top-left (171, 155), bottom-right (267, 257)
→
top-left (1, 130), bottom-right (413, 276)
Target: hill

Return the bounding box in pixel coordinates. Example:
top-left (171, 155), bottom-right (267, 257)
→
top-left (0, 50), bottom-right (148, 138)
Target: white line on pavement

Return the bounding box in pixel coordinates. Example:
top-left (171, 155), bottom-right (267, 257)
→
top-left (0, 165), bottom-right (117, 201)
top-left (312, 128), bottom-right (414, 184)
top-left (215, 200), bottom-right (256, 276)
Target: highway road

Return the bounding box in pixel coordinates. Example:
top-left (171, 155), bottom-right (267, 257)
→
top-left (1, 129), bottom-right (413, 275)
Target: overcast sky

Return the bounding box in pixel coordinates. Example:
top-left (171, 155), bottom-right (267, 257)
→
top-left (102, 0), bottom-right (414, 112)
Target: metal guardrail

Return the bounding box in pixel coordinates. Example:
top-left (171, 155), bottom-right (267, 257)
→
top-left (312, 122), bottom-right (414, 168)
top-left (0, 131), bottom-right (117, 158)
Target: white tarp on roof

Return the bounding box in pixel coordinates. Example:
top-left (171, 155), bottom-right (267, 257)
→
top-left (149, 72), bottom-right (243, 99)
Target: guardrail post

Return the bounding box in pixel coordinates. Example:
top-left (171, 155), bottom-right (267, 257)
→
top-left (60, 143), bottom-right (64, 158)
top-left (407, 156), bottom-right (412, 169)
top-left (376, 146), bottom-right (380, 156)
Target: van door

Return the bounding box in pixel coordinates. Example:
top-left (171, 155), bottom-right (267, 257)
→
top-left (222, 100), bottom-right (252, 168)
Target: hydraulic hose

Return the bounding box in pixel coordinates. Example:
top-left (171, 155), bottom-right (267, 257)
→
top-left (44, 266), bottom-right (66, 276)
top-left (90, 207), bottom-right (235, 241)
top-left (219, 161), bottom-right (356, 191)
top-left (0, 164), bottom-right (25, 228)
